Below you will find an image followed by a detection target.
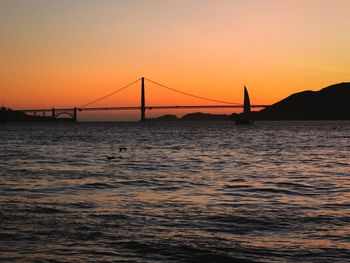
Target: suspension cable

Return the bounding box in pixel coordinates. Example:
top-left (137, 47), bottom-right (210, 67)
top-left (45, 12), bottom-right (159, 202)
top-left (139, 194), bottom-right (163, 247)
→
top-left (145, 78), bottom-right (240, 105)
top-left (79, 78), bottom-right (141, 108)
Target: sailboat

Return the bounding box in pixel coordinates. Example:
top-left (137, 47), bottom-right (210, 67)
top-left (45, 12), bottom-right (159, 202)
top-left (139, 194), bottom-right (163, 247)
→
top-left (235, 85), bottom-right (253, 125)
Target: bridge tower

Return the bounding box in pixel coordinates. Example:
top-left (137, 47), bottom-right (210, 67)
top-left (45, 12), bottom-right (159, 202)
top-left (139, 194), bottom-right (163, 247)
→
top-left (140, 77), bottom-right (146, 121)
top-left (73, 107), bottom-right (77, 122)
top-left (52, 108), bottom-right (55, 119)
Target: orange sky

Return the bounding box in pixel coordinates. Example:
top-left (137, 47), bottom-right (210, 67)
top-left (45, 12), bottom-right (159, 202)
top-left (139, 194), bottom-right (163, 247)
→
top-left (1, 0), bottom-right (349, 120)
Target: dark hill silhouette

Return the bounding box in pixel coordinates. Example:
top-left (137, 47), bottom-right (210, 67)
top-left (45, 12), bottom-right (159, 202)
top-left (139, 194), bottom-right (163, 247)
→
top-left (150, 112), bottom-right (229, 121)
top-left (149, 112), bottom-right (230, 121)
top-left (255, 82), bottom-right (350, 120)
top-left (150, 114), bottom-right (179, 121)
top-left (182, 112), bottom-right (228, 121)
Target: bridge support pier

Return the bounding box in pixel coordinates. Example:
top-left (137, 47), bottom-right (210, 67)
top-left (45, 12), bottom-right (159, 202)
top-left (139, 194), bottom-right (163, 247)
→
top-left (140, 77), bottom-right (146, 122)
top-left (73, 107), bottom-right (77, 122)
top-left (52, 108), bottom-right (56, 119)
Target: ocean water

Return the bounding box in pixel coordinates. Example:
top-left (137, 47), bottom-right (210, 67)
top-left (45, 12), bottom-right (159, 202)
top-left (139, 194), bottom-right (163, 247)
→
top-left (0, 121), bottom-right (349, 262)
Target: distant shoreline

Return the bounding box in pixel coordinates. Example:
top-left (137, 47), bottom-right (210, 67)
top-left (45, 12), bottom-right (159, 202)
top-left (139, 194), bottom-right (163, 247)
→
top-left (2, 82), bottom-right (350, 122)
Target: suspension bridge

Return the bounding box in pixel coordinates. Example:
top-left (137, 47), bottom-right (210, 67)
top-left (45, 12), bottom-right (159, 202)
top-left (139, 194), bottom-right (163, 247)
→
top-left (17, 77), bottom-right (269, 121)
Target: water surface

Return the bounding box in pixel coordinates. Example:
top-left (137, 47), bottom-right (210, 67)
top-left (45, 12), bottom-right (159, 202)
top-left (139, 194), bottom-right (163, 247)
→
top-left (0, 121), bottom-right (349, 262)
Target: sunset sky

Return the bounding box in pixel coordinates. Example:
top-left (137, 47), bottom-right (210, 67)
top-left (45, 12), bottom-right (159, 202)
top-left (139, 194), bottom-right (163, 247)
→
top-left (1, 0), bottom-right (349, 120)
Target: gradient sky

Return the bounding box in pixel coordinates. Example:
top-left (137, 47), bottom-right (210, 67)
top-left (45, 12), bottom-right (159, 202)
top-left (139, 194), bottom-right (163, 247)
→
top-left (1, 0), bottom-right (349, 120)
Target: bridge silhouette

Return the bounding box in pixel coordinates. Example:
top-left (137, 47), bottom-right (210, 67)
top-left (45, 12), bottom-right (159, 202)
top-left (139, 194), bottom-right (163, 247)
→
top-left (18, 77), bottom-right (269, 121)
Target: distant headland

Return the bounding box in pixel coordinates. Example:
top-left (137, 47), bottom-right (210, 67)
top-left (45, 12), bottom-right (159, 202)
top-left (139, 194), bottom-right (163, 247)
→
top-left (149, 112), bottom-right (229, 122)
top-left (251, 82), bottom-right (350, 120)
top-left (1, 107), bottom-right (60, 123)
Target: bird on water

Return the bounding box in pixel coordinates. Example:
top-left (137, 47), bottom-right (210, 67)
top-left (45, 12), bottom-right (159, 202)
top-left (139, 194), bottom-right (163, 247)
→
top-left (105, 147), bottom-right (127, 160)
top-left (119, 147), bottom-right (127, 152)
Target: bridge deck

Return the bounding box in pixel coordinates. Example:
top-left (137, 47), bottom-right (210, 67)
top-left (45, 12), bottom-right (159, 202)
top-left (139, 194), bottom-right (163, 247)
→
top-left (18, 105), bottom-right (269, 112)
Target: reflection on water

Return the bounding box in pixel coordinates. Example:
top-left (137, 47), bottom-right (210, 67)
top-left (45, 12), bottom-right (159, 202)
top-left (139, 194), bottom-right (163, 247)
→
top-left (0, 121), bottom-right (349, 262)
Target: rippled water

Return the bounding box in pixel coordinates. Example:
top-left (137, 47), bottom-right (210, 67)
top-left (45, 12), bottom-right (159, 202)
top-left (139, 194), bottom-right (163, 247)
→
top-left (0, 121), bottom-right (349, 262)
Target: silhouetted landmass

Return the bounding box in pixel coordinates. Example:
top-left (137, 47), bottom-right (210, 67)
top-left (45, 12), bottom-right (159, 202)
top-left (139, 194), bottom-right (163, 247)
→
top-left (182, 112), bottom-right (229, 121)
top-left (150, 114), bottom-right (179, 121)
top-left (151, 112), bottom-right (230, 121)
top-left (0, 107), bottom-right (56, 123)
top-left (256, 82), bottom-right (350, 120)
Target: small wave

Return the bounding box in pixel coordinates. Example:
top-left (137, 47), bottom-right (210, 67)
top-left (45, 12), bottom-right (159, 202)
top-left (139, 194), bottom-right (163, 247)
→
top-left (152, 186), bottom-right (182, 192)
top-left (242, 187), bottom-right (309, 196)
top-left (67, 202), bottom-right (97, 209)
top-left (78, 182), bottom-right (117, 190)
top-left (274, 182), bottom-right (313, 188)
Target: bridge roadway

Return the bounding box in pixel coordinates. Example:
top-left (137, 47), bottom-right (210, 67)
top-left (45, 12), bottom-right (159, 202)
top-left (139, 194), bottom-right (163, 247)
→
top-left (19, 104), bottom-right (269, 113)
